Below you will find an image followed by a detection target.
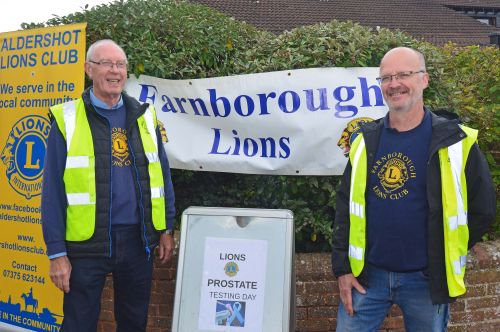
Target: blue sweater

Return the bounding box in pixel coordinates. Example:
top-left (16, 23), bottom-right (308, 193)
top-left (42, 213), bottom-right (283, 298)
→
top-left (366, 110), bottom-right (432, 272)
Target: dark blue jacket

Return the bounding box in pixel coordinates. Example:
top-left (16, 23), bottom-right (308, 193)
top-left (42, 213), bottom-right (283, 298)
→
top-left (332, 109), bottom-right (496, 304)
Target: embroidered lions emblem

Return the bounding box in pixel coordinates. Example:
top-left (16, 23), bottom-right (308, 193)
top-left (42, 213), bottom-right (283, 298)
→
top-left (111, 128), bottom-right (131, 166)
top-left (378, 157), bottom-right (409, 192)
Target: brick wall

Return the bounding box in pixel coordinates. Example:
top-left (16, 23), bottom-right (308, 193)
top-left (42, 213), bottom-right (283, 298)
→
top-left (97, 240), bottom-right (499, 331)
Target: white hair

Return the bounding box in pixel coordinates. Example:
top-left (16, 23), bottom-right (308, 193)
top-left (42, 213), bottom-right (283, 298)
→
top-left (86, 39), bottom-right (126, 61)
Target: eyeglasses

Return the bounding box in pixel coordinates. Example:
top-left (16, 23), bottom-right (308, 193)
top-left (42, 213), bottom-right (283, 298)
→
top-left (376, 70), bottom-right (425, 85)
top-left (88, 59), bottom-right (128, 70)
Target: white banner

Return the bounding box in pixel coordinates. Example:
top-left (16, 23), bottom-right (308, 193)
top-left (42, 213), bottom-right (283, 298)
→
top-left (198, 237), bottom-right (267, 331)
top-left (125, 68), bottom-right (388, 175)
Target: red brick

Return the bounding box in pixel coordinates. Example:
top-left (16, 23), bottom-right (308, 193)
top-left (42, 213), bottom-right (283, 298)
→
top-left (152, 267), bottom-right (176, 280)
top-left (299, 271), bottom-right (334, 282)
top-left (296, 307), bottom-right (308, 320)
top-left (97, 321), bottom-right (116, 331)
top-left (146, 328), bottom-right (162, 332)
top-left (388, 305), bottom-right (403, 317)
top-left (296, 280), bottom-right (307, 291)
top-left (304, 280), bottom-right (337, 294)
top-left (101, 286), bottom-right (114, 299)
top-left (455, 307), bottom-right (499, 324)
top-left (151, 279), bottom-right (171, 292)
top-left (380, 315), bottom-right (404, 329)
top-left (474, 307), bottom-right (500, 321)
top-left (148, 304), bottom-right (159, 316)
top-left (466, 271), bottom-right (500, 285)
top-left (466, 296), bottom-right (500, 310)
top-left (100, 299), bottom-right (114, 311)
top-left (450, 300), bottom-right (466, 312)
top-left (147, 315), bottom-right (170, 328)
top-left (98, 309), bottom-right (115, 322)
top-left (159, 303), bottom-right (174, 316)
top-left (149, 292), bottom-right (170, 304)
top-left (308, 306), bottom-right (336, 319)
top-left (470, 242), bottom-right (500, 269)
top-left (296, 318), bottom-right (334, 331)
top-left (451, 309), bottom-right (485, 323)
top-left (486, 283), bottom-right (499, 296)
top-left (464, 284), bottom-right (488, 297)
top-left (468, 322), bottom-right (500, 332)
top-left (147, 317), bottom-right (170, 330)
top-left (297, 293), bottom-right (338, 307)
top-left (104, 275), bottom-right (113, 285)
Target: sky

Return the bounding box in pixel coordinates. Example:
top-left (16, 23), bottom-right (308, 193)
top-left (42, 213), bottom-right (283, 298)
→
top-left (0, 0), bottom-right (113, 33)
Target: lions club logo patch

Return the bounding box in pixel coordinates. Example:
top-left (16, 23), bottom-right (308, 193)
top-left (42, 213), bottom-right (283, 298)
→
top-left (371, 153), bottom-right (416, 200)
top-left (337, 117), bottom-right (373, 157)
top-left (1, 115), bottom-right (51, 199)
top-left (378, 157), bottom-right (408, 192)
top-left (111, 127), bottom-right (131, 167)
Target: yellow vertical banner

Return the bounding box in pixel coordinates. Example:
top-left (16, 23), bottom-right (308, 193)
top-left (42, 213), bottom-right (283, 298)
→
top-left (0, 23), bottom-right (86, 331)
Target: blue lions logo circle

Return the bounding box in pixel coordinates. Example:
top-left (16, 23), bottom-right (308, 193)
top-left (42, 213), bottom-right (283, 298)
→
top-left (1, 115), bottom-right (51, 199)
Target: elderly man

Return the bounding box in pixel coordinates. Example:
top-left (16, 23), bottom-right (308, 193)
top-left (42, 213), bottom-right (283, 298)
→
top-left (332, 47), bottom-right (495, 331)
top-left (42, 39), bottom-right (175, 331)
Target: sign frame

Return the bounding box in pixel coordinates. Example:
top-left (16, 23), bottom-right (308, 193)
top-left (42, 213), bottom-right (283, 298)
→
top-left (172, 207), bottom-right (295, 332)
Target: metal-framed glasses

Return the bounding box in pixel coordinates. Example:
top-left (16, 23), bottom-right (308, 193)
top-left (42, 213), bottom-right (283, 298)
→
top-left (376, 70), bottom-right (425, 85)
top-left (88, 59), bottom-right (128, 70)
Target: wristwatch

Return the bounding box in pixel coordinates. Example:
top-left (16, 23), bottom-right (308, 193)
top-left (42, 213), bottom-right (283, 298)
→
top-left (164, 229), bottom-right (174, 235)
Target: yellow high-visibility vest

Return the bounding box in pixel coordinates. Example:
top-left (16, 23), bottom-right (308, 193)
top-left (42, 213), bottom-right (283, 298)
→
top-left (50, 99), bottom-right (166, 241)
top-left (348, 125), bottom-right (477, 297)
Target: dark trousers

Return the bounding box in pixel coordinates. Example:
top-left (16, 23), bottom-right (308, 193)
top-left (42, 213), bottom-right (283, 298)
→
top-left (61, 225), bottom-right (154, 332)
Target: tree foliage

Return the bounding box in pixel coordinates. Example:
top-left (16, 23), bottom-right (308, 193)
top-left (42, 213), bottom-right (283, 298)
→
top-left (25, 0), bottom-right (499, 248)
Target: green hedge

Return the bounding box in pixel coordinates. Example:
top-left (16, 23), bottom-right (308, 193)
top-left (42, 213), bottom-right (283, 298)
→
top-left (25, 0), bottom-right (499, 249)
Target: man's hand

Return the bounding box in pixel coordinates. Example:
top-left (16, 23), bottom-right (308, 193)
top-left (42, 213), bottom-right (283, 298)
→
top-left (338, 273), bottom-right (366, 316)
top-left (49, 256), bottom-right (72, 293)
top-left (158, 233), bottom-right (175, 264)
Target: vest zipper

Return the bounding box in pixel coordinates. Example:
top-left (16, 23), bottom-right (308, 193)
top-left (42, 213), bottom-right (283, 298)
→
top-left (107, 118), bottom-right (114, 259)
top-left (92, 105), bottom-right (114, 258)
top-left (128, 132), bottom-right (151, 259)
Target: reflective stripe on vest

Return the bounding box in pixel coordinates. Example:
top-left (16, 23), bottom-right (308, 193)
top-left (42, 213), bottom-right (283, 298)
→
top-left (348, 134), bottom-right (368, 277)
top-left (438, 125), bottom-right (477, 297)
top-left (50, 101), bottom-right (166, 241)
top-left (137, 106), bottom-right (166, 231)
top-left (348, 126), bottom-right (477, 297)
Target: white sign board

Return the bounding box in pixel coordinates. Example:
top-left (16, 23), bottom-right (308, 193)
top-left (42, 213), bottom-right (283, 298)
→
top-left (172, 207), bottom-right (294, 332)
top-left (198, 237), bottom-right (267, 330)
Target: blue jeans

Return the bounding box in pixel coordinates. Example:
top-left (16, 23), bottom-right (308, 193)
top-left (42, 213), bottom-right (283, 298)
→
top-left (61, 224), bottom-right (154, 332)
top-left (336, 265), bottom-right (449, 332)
